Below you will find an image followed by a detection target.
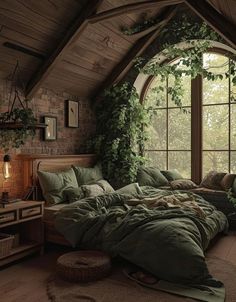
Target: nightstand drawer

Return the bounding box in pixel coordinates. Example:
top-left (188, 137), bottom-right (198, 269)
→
top-left (20, 205), bottom-right (42, 219)
top-left (0, 211), bottom-right (16, 224)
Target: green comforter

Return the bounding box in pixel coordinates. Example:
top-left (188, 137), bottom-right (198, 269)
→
top-left (55, 187), bottom-right (228, 285)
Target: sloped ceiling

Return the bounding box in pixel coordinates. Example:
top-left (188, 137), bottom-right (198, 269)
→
top-left (0, 0), bottom-right (235, 100)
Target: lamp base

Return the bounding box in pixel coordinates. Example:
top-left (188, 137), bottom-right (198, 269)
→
top-left (1, 191), bottom-right (9, 203)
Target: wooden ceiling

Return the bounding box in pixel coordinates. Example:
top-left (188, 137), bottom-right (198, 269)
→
top-left (0, 0), bottom-right (235, 100)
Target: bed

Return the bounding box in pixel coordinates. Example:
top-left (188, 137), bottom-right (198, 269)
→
top-left (20, 153), bottom-right (228, 285)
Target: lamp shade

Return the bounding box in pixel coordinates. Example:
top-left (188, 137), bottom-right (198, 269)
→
top-left (3, 154), bottom-right (11, 180)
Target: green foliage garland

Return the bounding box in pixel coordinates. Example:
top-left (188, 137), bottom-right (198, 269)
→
top-left (91, 82), bottom-right (150, 186)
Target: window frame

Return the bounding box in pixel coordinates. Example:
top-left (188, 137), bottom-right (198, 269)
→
top-left (141, 48), bottom-right (235, 184)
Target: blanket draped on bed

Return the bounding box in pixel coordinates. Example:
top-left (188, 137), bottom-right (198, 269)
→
top-left (55, 187), bottom-right (228, 285)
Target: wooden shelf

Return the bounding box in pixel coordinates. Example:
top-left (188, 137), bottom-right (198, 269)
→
top-left (9, 241), bottom-right (41, 256)
top-left (0, 122), bottom-right (47, 129)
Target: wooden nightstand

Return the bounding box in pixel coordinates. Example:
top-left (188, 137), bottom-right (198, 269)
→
top-left (0, 200), bottom-right (44, 267)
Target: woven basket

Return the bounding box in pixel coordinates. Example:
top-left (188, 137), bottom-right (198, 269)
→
top-left (57, 250), bottom-right (111, 282)
top-left (0, 233), bottom-right (14, 258)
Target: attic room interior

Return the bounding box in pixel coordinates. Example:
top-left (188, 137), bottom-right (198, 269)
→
top-left (0, 0), bottom-right (236, 301)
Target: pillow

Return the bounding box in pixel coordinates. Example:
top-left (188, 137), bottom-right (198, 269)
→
top-left (137, 167), bottom-right (169, 188)
top-left (232, 178), bottom-right (236, 195)
top-left (81, 184), bottom-right (105, 197)
top-left (161, 169), bottom-right (183, 181)
top-left (170, 179), bottom-right (198, 190)
top-left (63, 187), bottom-right (84, 203)
top-left (116, 183), bottom-right (142, 196)
top-left (37, 168), bottom-right (78, 205)
top-left (72, 164), bottom-right (103, 186)
top-left (220, 173), bottom-right (236, 191)
top-left (200, 171), bottom-right (226, 190)
top-left (95, 179), bottom-right (114, 193)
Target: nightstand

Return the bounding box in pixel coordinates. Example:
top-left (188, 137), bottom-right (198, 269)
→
top-left (0, 200), bottom-right (44, 267)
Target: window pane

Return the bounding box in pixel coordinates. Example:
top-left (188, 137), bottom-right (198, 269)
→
top-left (203, 53), bottom-right (229, 74)
top-left (168, 75), bottom-right (191, 107)
top-left (145, 151), bottom-right (167, 170)
top-left (146, 110), bottom-right (166, 150)
top-left (168, 151), bottom-right (191, 178)
top-left (231, 152), bottom-right (236, 173)
top-left (231, 104), bottom-right (236, 149)
top-left (203, 53), bottom-right (229, 105)
top-left (145, 76), bottom-right (167, 108)
top-left (168, 108), bottom-right (191, 150)
top-left (203, 105), bottom-right (229, 150)
top-left (202, 151), bottom-right (229, 176)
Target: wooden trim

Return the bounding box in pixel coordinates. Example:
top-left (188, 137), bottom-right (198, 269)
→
top-left (25, 0), bottom-right (104, 99)
top-left (184, 0), bottom-right (236, 49)
top-left (93, 6), bottom-right (178, 103)
top-left (88, 0), bottom-right (183, 23)
top-left (191, 75), bottom-right (202, 184)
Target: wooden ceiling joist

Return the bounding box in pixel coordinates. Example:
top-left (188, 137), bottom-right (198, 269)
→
top-left (88, 0), bottom-right (183, 23)
top-left (25, 0), bottom-right (104, 99)
top-left (184, 0), bottom-right (236, 49)
top-left (92, 6), bottom-right (178, 103)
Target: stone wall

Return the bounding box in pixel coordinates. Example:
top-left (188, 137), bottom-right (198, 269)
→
top-left (0, 83), bottom-right (96, 199)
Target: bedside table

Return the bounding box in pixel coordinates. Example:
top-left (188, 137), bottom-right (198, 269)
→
top-left (0, 200), bottom-right (44, 267)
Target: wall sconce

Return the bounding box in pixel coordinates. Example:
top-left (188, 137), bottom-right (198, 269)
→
top-left (2, 154), bottom-right (11, 203)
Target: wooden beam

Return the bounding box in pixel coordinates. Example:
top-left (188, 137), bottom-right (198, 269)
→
top-left (92, 6), bottom-right (178, 103)
top-left (88, 0), bottom-right (183, 23)
top-left (25, 0), bottom-right (104, 99)
top-left (184, 0), bottom-right (236, 48)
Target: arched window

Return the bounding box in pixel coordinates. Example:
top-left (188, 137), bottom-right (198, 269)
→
top-left (143, 51), bottom-right (236, 182)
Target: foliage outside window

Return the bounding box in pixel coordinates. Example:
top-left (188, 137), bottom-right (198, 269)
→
top-left (144, 52), bottom-right (236, 178)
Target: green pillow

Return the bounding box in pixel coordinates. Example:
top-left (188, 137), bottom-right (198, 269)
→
top-left (95, 179), bottom-right (114, 193)
top-left (72, 164), bottom-right (103, 186)
top-left (38, 168), bottom-right (78, 205)
top-left (116, 183), bottom-right (143, 196)
top-left (137, 167), bottom-right (169, 188)
top-left (161, 169), bottom-right (183, 181)
top-left (63, 187), bottom-right (84, 203)
top-left (232, 178), bottom-right (236, 195)
top-left (81, 184), bottom-right (105, 197)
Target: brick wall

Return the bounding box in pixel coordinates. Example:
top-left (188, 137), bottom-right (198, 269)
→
top-left (0, 83), bottom-right (96, 199)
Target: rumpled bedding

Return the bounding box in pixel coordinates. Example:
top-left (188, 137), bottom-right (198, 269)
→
top-left (55, 186), bottom-right (228, 285)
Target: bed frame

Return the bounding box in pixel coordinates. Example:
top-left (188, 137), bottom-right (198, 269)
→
top-left (18, 154), bottom-right (97, 246)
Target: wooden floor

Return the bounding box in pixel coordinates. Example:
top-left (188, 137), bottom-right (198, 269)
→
top-left (1, 233), bottom-right (236, 302)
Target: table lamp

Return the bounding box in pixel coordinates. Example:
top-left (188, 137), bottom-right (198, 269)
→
top-left (2, 154), bottom-right (11, 203)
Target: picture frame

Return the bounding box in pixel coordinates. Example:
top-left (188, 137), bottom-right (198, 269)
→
top-left (44, 116), bottom-right (57, 141)
top-left (66, 100), bottom-right (79, 128)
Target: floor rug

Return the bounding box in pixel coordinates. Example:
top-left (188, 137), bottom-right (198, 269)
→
top-left (47, 257), bottom-right (236, 302)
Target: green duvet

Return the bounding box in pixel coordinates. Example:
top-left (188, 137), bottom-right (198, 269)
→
top-left (55, 187), bottom-right (228, 285)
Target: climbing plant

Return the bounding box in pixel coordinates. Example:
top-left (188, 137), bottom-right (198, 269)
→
top-left (127, 14), bottom-right (236, 107)
top-left (90, 82), bottom-right (150, 186)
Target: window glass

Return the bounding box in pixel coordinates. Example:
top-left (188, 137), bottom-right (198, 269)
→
top-left (202, 151), bottom-right (228, 175)
top-left (145, 76), bottom-right (166, 108)
top-left (145, 151), bottom-right (167, 170)
top-left (168, 108), bottom-right (191, 150)
top-left (203, 105), bottom-right (229, 150)
top-left (230, 152), bottom-right (236, 173)
top-left (231, 104), bottom-right (236, 150)
top-left (168, 151), bottom-right (191, 178)
top-left (203, 53), bottom-right (229, 105)
top-left (145, 110), bottom-right (166, 150)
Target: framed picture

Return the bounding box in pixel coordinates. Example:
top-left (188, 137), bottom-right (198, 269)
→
top-left (66, 100), bottom-right (79, 128)
top-left (44, 116), bottom-right (57, 140)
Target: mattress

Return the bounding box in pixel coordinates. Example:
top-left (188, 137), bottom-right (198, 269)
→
top-left (44, 203), bottom-right (67, 221)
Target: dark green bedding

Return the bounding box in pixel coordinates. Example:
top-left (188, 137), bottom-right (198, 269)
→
top-left (55, 187), bottom-right (228, 285)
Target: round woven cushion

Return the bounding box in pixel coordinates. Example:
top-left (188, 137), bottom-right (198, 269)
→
top-left (56, 250), bottom-right (111, 282)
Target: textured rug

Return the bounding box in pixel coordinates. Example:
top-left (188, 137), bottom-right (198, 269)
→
top-left (47, 257), bottom-right (236, 302)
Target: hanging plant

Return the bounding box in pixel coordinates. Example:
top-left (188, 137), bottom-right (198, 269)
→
top-left (90, 82), bottom-right (150, 187)
top-left (0, 107), bottom-right (37, 152)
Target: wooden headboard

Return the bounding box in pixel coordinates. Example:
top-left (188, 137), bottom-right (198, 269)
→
top-left (17, 154), bottom-right (97, 200)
